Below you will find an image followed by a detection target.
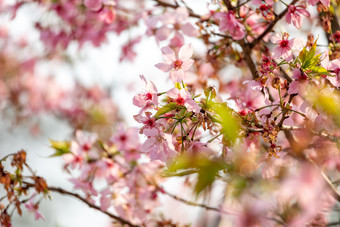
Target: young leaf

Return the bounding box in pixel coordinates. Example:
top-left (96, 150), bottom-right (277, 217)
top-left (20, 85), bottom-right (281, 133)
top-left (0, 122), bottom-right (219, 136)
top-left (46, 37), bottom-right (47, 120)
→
top-left (49, 139), bottom-right (71, 157)
top-left (210, 102), bottom-right (241, 144)
top-left (154, 103), bottom-right (178, 117)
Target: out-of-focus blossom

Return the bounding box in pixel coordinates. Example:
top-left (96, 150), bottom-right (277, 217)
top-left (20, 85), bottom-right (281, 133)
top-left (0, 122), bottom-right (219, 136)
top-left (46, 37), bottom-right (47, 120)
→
top-left (214, 11), bottom-right (246, 40)
top-left (142, 131), bottom-right (177, 163)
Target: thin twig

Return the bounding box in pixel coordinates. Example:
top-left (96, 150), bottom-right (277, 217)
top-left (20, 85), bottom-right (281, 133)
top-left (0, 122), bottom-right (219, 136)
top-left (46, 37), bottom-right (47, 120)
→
top-left (161, 188), bottom-right (236, 215)
top-left (23, 182), bottom-right (139, 227)
top-left (152, 0), bottom-right (201, 19)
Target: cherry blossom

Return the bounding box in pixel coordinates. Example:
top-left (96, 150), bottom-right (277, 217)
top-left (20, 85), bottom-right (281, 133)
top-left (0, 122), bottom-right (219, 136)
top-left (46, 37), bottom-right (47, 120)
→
top-left (25, 196), bottom-right (46, 221)
top-left (214, 11), bottom-right (246, 40)
top-left (155, 44), bottom-right (194, 82)
top-left (167, 88), bottom-right (200, 113)
top-left (288, 68), bottom-right (309, 94)
top-left (286, 5), bottom-right (310, 29)
top-left (1, 0), bottom-right (340, 226)
top-left (141, 130), bottom-right (177, 163)
top-left (133, 75), bottom-right (158, 108)
top-left (271, 33), bottom-right (305, 61)
top-left (110, 125), bottom-right (140, 152)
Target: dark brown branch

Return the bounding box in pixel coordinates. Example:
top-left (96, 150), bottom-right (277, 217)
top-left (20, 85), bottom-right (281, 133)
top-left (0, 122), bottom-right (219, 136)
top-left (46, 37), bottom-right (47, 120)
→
top-left (238, 39), bottom-right (260, 79)
top-left (153, 0), bottom-right (201, 19)
top-left (222, 0), bottom-right (234, 10)
top-left (250, 0), bottom-right (299, 48)
top-left (24, 182), bottom-right (139, 227)
top-left (319, 3), bottom-right (340, 43)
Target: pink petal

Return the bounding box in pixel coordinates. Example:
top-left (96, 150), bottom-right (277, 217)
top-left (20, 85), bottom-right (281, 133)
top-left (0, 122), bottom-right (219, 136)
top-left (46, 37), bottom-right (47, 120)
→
top-left (155, 63), bottom-right (172, 72)
top-left (288, 81), bottom-right (300, 94)
top-left (174, 7), bottom-right (189, 22)
top-left (170, 70), bottom-right (185, 82)
top-left (161, 46), bottom-right (176, 62)
top-left (179, 89), bottom-right (192, 100)
top-left (290, 37), bottom-right (305, 50)
top-left (181, 23), bottom-right (199, 37)
top-left (170, 32), bottom-right (184, 47)
top-left (185, 99), bottom-right (200, 113)
top-left (133, 93), bottom-right (147, 107)
top-left (155, 26), bottom-right (171, 41)
top-left (167, 88), bottom-right (179, 99)
top-left (139, 74), bottom-right (147, 87)
top-left (182, 59), bottom-right (194, 71)
top-left (178, 44), bottom-right (193, 61)
top-left (270, 33), bottom-right (282, 44)
top-left (292, 68), bottom-right (302, 79)
top-left (297, 8), bottom-right (310, 17)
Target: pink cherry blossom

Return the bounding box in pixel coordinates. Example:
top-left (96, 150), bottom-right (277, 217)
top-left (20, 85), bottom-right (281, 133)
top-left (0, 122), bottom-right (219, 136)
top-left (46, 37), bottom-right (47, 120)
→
top-left (167, 88), bottom-right (200, 113)
top-left (214, 11), bottom-right (246, 40)
top-left (286, 5), bottom-right (310, 29)
top-left (75, 130), bottom-right (98, 152)
top-left (100, 188), bottom-right (112, 211)
top-left (327, 59), bottom-right (340, 87)
top-left (160, 7), bottom-right (199, 42)
top-left (110, 125), bottom-right (140, 151)
top-left (142, 131), bottom-right (177, 163)
top-left (155, 44), bottom-right (194, 82)
top-left (271, 33), bottom-right (305, 61)
top-left (132, 75), bottom-right (158, 108)
top-left (119, 36), bottom-right (142, 62)
top-left (25, 196), bottom-right (46, 221)
top-left (134, 112), bottom-right (161, 135)
top-left (288, 68), bottom-right (309, 94)
top-left (69, 178), bottom-right (98, 196)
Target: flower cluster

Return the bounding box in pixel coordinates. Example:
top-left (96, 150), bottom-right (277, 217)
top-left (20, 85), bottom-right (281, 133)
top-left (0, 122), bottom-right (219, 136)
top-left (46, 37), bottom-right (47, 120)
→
top-left (1, 0), bottom-right (340, 226)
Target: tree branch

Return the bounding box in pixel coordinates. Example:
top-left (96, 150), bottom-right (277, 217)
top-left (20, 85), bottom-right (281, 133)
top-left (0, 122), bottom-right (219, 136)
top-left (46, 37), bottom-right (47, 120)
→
top-left (152, 0), bottom-right (202, 19)
top-left (238, 39), bottom-right (260, 79)
top-left (24, 182), bottom-right (139, 227)
top-left (161, 188), bottom-right (235, 215)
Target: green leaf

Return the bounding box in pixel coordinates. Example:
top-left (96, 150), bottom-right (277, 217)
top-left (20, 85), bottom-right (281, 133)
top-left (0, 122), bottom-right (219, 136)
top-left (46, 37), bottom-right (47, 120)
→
top-left (210, 102), bottom-right (241, 144)
top-left (49, 139), bottom-right (71, 157)
top-left (168, 153), bottom-right (228, 195)
top-left (154, 103), bottom-right (178, 118)
top-left (309, 65), bottom-right (332, 77)
top-left (298, 40), bottom-right (332, 77)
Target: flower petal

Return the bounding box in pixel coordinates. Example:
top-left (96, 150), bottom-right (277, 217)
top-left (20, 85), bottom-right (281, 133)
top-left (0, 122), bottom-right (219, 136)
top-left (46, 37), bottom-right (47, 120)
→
top-left (170, 70), bottom-right (184, 82)
top-left (161, 46), bottom-right (176, 62)
top-left (178, 44), bottom-right (193, 61)
top-left (182, 59), bottom-right (194, 71)
top-left (155, 63), bottom-right (172, 72)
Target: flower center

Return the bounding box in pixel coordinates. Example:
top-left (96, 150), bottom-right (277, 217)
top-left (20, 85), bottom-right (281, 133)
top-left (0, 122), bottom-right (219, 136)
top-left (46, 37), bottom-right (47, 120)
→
top-left (175, 96), bottom-right (185, 105)
top-left (173, 60), bottom-right (183, 70)
top-left (289, 6), bottom-right (296, 13)
top-left (279, 39), bottom-right (289, 48)
top-left (82, 143), bottom-right (91, 151)
top-left (146, 92), bottom-right (152, 100)
top-left (119, 135), bottom-right (127, 142)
